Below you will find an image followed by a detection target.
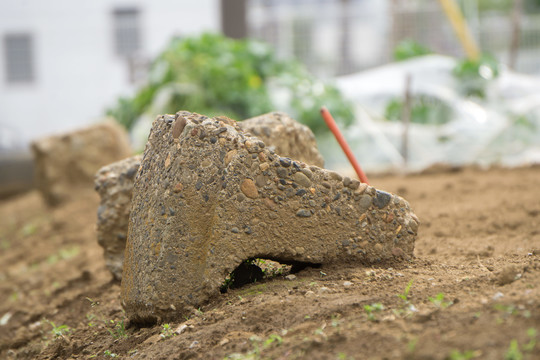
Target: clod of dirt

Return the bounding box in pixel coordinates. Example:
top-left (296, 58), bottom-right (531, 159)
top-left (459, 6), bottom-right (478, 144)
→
top-left (496, 265), bottom-right (522, 286)
top-left (94, 112), bottom-right (324, 281)
top-left (32, 121), bottom-right (132, 207)
top-left (121, 111), bottom-right (419, 324)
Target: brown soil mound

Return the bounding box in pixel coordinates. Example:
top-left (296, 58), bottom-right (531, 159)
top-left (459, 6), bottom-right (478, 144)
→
top-left (1, 166), bottom-right (539, 359)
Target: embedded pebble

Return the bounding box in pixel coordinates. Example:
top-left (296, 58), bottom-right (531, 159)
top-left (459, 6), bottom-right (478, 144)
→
top-left (373, 190), bottom-right (392, 209)
top-left (293, 172), bottom-right (311, 188)
top-left (296, 209), bottom-right (312, 218)
top-left (240, 179), bottom-right (259, 199)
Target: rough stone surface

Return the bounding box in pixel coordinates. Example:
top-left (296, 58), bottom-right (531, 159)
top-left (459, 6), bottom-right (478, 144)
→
top-left (94, 155), bottom-right (142, 281)
top-left (240, 112), bottom-right (324, 167)
top-left (32, 122), bottom-right (132, 206)
top-left (96, 112), bottom-right (324, 281)
top-left (121, 111), bottom-right (419, 324)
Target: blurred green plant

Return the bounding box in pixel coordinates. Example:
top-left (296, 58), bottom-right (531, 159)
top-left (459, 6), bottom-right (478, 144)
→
top-left (384, 95), bottom-right (453, 125)
top-left (452, 54), bottom-right (499, 98)
top-left (108, 33), bottom-right (353, 135)
top-left (393, 40), bottom-right (432, 61)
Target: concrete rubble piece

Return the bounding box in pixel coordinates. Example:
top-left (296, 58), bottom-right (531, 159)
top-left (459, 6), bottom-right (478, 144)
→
top-left (121, 111), bottom-right (419, 324)
top-left (32, 121), bottom-right (132, 206)
top-left (95, 155), bottom-right (142, 281)
top-left (95, 112), bottom-right (324, 281)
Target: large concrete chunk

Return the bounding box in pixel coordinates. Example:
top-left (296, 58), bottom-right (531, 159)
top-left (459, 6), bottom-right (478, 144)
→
top-left (32, 122), bottom-right (132, 206)
top-left (96, 112), bottom-right (324, 281)
top-left (239, 112), bottom-right (324, 167)
top-left (122, 111), bottom-right (419, 324)
top-left (95, 155), bottom-right (142, 281)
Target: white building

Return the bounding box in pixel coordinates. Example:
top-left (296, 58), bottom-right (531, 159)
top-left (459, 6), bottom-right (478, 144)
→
top-left (0, 0), bottom-right (219, 148)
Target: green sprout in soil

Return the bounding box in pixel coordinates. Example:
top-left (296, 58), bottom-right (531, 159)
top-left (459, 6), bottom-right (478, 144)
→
top-left (494, 304), bottom-right (531, 323)
top-left (337, 352), bottom-right (354, 360)
top-left (107, 319), bottom-right (128, 339)
top-left (524, 328), bottom-right (537, 352)
top-left (104, 350), bottom-right (118, 358)
top-left (447, 349), bottom-right (480, 360)
top-left (393, 279), bottom-right (417, 317)
top-left (505, 340), bottom-right (523, 360)
top-left (85, 297), bottom-right (100, 307)
top-left (331, 314), bottom-right (341, 328)
top-left (46, 320), bottom-right (71, 339)
top-left (160, 323), bottom-right (176, 340)
top-left (86, 313), bottom-right (96, 327)
top-left (21, 222), bottom-right (38, 237)
top-left (407, 337), bottom-right (418, 354)
top-left (428, 293), bottom-right (453, 309)
top-left (504, 328), bottom-right (538, 359)
top-left (364, 303), bottom-right (384, 322)
top-left (398, 279), bottom-right (413, 303)
top-left (225, 333), bottom-right (283, 359)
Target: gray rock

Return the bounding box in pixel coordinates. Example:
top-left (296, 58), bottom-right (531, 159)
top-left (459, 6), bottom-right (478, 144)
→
top-left (121, 111), bottom-right (418, 324)
top-left (32, 121), bottom-right (132, 206)
top-left (94, 155), bottom-right (142, 281)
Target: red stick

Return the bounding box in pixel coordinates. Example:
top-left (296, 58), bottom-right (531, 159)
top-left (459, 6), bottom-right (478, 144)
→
top-left (320, 106), bottom-right (370, 184)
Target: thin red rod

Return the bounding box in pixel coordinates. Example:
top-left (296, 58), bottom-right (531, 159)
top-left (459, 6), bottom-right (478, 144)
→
top-left (320, 106), bottom-right (370, 184)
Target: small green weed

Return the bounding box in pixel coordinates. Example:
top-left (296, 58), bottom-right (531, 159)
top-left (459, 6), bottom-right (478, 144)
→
top-left (393, 280), bottom-right (416, 317)
top-left (363, 303), bottom-right (384, 322)
top-left (86, 297), bottom-right (100, 307)
top-left (398, 279), bottom-right (413, 303)
top-left (104, 350), bottom-right (118, 358)
top-left (494, 304), bottom-right (531, 323)
top-left (224, 333), bottom-right (283, 359)
top-left (407, 337), bottom-right (418, 353)
top-left (447, 349), bottom-right (480, 360)
top-left (428, 293), bottom-right (452, 309)
top-left (504, 328), bottom-right (538, 359)
top-left (21, 222), bottom-right (38, 237)
top-left (337, 352), bottom-right (354, 360)
top-left (86, 313), bottom-right (96, 327)
top-left (46, 320), bottom-right (71, 339)
top-left (524, 328), bottom-right (537, 352)
top-left (331, 314), bottom-right (341, 328)
top-left (160, 323), bottom-right (176, 339)
top-left (107, 319), bottom-right (128, 339)
top-left (505, 340), bottom-right (523, 360)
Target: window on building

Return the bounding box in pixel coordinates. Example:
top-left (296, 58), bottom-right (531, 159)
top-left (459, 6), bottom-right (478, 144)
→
top-left (4, 33), bottom-right (35, 83)
top-left (113, 7), bottom-right (141, 57)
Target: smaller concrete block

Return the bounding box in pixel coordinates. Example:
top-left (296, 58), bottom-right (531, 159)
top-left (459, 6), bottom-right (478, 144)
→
top-left (94, 155), bottom-right (142, 281)
top-left (32, 121), bottom-right (132, 206)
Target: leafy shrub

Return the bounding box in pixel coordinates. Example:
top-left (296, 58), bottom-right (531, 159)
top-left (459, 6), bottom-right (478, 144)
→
top-left (384, 95), bottom-right (453, 125)
top-left (452, 54), bottom-right (499, 98)
top-left (108, 33), bottom-right (353, 135)
top-left (394, 40), bottom-right (432, 61)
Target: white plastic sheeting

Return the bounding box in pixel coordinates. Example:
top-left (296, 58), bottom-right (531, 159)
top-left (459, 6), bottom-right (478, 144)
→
top-left (326, 55), bottom-right (540, 173)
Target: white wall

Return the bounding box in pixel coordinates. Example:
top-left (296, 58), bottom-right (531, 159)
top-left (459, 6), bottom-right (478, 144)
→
top-left (0, 0), bottom-right (219, 146)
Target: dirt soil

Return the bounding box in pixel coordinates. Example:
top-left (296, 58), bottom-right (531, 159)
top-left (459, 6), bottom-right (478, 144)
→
top-left (1, 166), bottom-right (539, 360)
